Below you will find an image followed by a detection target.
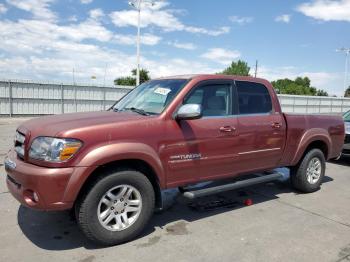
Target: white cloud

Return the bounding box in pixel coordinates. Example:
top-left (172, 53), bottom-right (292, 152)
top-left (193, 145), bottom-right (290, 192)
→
top-left (89, 8), bottom-right (104, 20)
top-left (80, 0), bottom-right (93, 4)
top-left (258, 66), bottom-right (343, 96)
top-left (275, 14), bottom-right (291, 23)
top-left (144, 58), bottom-right (220, 78)
top-left (229, 16), bottom-right (254, 25)
top-left (6, 0), bottom-right (56, 21)
top-left (110, 1), bottom-right (230, 36)
top-left (184, 26), bottom-right (230, 36)
top-left (201, 48), bottom-right (241, 65)
top-left (168, 41), bottom-right (196, 50)
top-left (0, 4), bottom-right (8, 14)
top-left (0, 13), bottom-right (209, 83)
top-left (114, 33), bottom-right (161, 46)
top-left (68, 15), bottom-right (78, 22)
top-left (297, 0), bottom-right (350, 22)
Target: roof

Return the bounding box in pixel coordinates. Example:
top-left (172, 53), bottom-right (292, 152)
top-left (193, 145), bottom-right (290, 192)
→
top-left (154, 74), bottom-right (269, 83)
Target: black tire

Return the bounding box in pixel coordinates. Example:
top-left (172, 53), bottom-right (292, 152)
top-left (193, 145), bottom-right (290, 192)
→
top-left (76, 169), bottom-right (155, 246)
top-left (290, 148), bottom-right (325, 193)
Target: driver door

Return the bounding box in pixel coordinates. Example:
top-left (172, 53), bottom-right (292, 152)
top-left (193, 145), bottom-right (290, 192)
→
top-left (164, 80), bottom-right (240, 187)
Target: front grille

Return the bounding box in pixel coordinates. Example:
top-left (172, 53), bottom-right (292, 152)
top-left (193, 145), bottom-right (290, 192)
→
top-left (14, 131), bottom-right (25, 159)
top-left (345, 134), bottom-right (350, 144)
top-left (343, 149), bottom-right (350, 155)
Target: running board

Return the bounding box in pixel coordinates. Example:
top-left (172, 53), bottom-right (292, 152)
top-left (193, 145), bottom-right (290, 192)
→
top-left (182, 172), bottom-right (283, 199)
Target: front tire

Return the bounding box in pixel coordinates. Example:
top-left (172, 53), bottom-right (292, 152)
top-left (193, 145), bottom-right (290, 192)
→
top-left (290, 148), bottom-right (325, 193)
top-left (76, 169), bottom-right (155, 246)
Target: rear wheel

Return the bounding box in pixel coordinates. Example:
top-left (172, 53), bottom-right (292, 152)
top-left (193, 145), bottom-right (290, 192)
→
top-left (290, 148), bottom-right (325, 193)
top-left (76, 169), bottom-right (155, 246)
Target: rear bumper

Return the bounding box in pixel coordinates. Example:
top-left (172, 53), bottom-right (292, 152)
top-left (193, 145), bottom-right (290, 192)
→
top-left (4, 149), bottom-right (89, 211)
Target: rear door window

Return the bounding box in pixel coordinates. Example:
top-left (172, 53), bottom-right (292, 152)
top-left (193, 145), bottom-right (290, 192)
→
top-left (236, 81), bottom-right (272, 115)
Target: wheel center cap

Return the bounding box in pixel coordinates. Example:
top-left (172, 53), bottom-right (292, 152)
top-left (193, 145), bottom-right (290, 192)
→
top-left (114, 202), bottom-right (125, 212)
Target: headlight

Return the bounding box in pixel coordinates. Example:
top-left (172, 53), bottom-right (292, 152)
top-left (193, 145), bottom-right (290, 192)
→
top-left (29, 137), bottom-right (82, 162)
top-left (345, 122), bottom-right (350, 134)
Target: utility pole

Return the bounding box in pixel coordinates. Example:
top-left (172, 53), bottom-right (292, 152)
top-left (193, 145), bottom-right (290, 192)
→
top-left (136, 1), bottom-right (141, 86)
top-left (129, 0), bottom-right (154, 86)
top-left (254, 60), bottom-right (258, 78)
top-left (129, 0), bottom-right (142, 86)
top-left (337, 47), bottom-right (350, 97)
top-left (103, 63), bottom-right (108, 86)
top-left (72, 68), bottom-right (76, 85)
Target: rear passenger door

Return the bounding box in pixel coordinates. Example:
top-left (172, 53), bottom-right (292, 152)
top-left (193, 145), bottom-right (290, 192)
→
top-left (235, 80), bottom-right (286, 173)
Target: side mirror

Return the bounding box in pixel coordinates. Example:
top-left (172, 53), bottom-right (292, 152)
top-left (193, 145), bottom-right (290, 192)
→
top-left (176, 104), bottom-right (202, 120)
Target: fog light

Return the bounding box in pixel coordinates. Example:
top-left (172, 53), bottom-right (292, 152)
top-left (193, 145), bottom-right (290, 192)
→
top-left (23, 190), bottom-right (39, 206)
top-left (33, 192), bottom-right (39, 202)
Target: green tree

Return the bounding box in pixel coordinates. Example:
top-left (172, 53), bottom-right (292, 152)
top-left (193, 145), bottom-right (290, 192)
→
top-left (220, 60), bottom-right (251, 76)
top-left (345, 86), bottom-right (350, 97)
top-left (114, 76), bottom-right (135, 86)
top-left (131, 68), bottom-right (151, 84)
top-left (114, 68), bottom-right (151, 86)
top-left (272, 77), bottom-right (328, 96)
top-left (316, 89), bottom-right (328, 96)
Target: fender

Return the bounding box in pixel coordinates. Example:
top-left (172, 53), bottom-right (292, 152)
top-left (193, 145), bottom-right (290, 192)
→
top-left (290, 128), bottom-right (331, 166)
top-left (62, 142), bottom-right (165, 203)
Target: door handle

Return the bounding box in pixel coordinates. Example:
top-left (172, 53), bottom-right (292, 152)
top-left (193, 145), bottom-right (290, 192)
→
top-left (271, 122), bottom-right (282, 129)
top-left (219, 126), bottom-right (236, 133)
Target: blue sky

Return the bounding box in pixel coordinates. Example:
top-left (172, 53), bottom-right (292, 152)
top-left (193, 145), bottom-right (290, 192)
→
top-left (0, 0), bottom-right (349, 95)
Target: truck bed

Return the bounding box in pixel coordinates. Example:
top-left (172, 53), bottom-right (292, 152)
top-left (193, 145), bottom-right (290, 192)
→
top-left (279, 113), bottom-right (345, 166)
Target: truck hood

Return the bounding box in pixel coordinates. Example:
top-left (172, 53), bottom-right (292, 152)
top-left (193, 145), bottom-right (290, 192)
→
top-left (17, 111), bottom-right (147, 137)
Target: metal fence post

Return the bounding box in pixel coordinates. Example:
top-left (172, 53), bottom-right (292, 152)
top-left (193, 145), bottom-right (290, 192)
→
top-left (330, 98), bottom-right (333, 114)
top-left (103, 87), bottom-right (106, 110)
top-left (293, 97), bottom-right (295, 113)
top-left (61, 84), bottom-right (64, 114)
top-left (74, 85), bottom-right (77, 112)
top-left (318, 99), bottom-right (321, 113)
top-left (8, 80), bottom-right (12, 117)
top-left (341, 98), bottom-right (344, 113)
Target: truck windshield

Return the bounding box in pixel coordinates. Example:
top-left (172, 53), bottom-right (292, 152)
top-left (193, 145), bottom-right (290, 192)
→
top-left (112, 79), bottom-right (188, 115)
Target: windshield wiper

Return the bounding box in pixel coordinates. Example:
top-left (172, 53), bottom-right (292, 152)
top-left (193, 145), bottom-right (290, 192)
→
top-left (123, 107), bottom-right (150, 116)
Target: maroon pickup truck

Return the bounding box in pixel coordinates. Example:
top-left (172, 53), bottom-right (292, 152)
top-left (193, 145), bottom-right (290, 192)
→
top-left (4, 74), bottom-right (345, 245)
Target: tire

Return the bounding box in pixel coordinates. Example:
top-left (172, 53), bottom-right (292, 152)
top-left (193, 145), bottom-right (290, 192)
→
top-left (290, 148), bottom-right (326, 193)
top-left (76, 169), bottom-right (155, 246)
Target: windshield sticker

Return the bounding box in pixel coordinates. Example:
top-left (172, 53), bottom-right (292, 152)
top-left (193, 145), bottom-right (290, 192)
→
top-left (154, 87), bottom-right (171, 96)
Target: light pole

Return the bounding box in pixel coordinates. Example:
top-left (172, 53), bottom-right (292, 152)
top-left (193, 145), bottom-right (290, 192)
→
top-left (337, 47), bottom-right (350, 97)
top-left (129, 0), bottom-right (154, 86)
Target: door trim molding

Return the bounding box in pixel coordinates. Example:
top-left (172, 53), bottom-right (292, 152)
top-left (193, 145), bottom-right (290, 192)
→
top-left (238, 147), bottom-right (281, 155)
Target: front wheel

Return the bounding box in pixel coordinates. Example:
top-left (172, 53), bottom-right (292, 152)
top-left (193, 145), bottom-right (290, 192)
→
top-left (290, 148), bottom-right (326, 193)
top-left (76, 169), bottom-right (155, 246)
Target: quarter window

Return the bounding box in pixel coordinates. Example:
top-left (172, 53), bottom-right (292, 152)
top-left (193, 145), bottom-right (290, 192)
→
top-left (236, 81), bottom-right (272, 114)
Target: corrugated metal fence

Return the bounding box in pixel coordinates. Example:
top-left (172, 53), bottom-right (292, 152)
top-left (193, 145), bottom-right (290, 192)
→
top-left (0, 80), bottom-right (133, 116)
top-left (1, 80), bottom-right (350, 116)
top-left (278, 94), bottom-right (350, 114)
